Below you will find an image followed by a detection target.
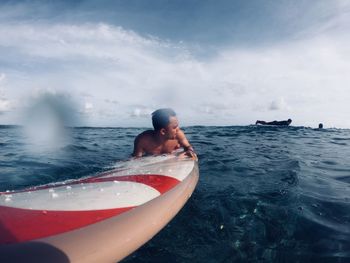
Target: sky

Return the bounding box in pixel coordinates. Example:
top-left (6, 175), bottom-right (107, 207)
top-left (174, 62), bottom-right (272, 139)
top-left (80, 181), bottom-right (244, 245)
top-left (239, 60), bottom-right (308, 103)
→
top-left (0, 0), bottom-right (349, 128)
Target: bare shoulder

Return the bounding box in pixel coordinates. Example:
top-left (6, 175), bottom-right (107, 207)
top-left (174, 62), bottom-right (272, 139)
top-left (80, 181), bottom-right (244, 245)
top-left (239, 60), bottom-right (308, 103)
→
top-left (133, 130), bottom-right (154, 157)
top-left (135, 130), bottom-right (154, 144)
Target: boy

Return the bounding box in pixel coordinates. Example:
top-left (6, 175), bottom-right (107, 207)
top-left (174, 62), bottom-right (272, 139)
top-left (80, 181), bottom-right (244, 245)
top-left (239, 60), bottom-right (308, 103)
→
top-left (132, 108), bottom-right (196, 158)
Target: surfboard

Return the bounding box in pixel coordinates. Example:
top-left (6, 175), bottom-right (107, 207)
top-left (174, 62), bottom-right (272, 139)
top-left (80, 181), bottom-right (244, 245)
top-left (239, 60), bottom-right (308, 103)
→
top-left (0, 154), bottom-right (199, 263)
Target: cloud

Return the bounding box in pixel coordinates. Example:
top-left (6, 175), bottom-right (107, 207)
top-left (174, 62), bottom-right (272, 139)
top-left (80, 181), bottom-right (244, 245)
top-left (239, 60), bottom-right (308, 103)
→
top-left (1, 0), bottom-right (346, 48)
top-left (0, 73), bottom-right (5, 82)
top-left (0, 73), bottom-right (12, 114)
top-left (130, 106), bottom-right (153, 118)
top-left (83, 102), bottom-right (94, 114)
top-left (0, 99), bottom-right (10, 114)
top-left (0, 2), bottom-right (349, 127)
top-left (195, 102), bottom-right (232, 115)
top-left (269, 98), bottom-right (290, 111)
top-left (105, 99), bottom-right (119, 105)
top-left (80, 92), bottom-right (94, 98)
top-left (0, 23), bottom-right (170, 63)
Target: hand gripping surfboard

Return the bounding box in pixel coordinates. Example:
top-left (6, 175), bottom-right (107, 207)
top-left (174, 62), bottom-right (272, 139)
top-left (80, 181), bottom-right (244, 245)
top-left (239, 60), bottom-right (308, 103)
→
top-left (0, 154), bottom-right (199, 263)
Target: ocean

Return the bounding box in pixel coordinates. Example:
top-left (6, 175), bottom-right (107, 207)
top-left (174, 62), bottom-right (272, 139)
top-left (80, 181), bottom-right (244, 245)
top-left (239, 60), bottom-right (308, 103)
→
top-left (1, 125), bottom-right (349, 262)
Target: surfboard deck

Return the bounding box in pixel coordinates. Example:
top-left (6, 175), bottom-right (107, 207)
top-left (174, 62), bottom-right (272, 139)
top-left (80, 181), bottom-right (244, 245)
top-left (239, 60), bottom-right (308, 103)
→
top-left (0, 154), bottom-right (199, 263)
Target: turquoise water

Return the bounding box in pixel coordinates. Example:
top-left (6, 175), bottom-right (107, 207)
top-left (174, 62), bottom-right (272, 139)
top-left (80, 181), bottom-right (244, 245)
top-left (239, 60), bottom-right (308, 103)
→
top-left (1, 125), bottom-right (349, 262)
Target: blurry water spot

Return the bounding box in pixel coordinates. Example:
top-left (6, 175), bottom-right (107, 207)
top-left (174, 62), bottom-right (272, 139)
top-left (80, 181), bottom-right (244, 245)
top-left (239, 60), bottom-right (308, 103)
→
top-left (21, 92), bottom-right (79, 154)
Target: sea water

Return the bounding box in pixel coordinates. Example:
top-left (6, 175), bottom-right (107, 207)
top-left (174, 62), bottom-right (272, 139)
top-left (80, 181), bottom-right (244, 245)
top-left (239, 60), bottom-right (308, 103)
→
top-left (0, 125), bottom-right (349, 262)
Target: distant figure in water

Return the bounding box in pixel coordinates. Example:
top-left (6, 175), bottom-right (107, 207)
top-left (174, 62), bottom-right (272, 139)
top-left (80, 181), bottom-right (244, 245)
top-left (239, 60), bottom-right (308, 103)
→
top-left (255, 119), bottom-right (292, 126)
top-left (132, 108), bottom-right (196, 158)
top-left (318, 123), bottom-right (323, 129)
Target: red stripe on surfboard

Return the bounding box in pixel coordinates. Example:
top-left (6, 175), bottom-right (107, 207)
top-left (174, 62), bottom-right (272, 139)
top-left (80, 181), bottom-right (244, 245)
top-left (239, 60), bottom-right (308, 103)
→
top-left (81, 174), bottom-right (180, 194)
top-left (1, 174), bottom-right (180, 195)
top-left (0, 205), bottom-right (133, 245)
top-left (0, 175), bottom-right (181, 244)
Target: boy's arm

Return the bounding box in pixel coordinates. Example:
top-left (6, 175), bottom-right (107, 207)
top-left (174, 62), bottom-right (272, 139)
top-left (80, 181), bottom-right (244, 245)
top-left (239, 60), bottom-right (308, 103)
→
top-left (177, 130), bottom-right (196, 157)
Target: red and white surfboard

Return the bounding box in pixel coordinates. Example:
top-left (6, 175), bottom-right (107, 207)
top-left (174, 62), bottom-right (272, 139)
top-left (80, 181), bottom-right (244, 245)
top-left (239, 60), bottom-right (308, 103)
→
top-left (0, 154), bottom-right (199, 263)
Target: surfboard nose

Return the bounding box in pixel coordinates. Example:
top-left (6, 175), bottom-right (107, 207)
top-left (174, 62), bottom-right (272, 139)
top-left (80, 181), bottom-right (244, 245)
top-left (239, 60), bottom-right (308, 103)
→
top-left (0, 156), bottom-right (199, 263)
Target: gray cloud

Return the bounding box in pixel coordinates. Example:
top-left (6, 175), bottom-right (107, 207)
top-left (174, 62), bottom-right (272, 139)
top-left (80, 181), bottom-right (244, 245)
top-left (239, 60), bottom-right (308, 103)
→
top-left (1, 0), bottom-right (348, 49)
top-left (196, 103), bottom-right (232, 115)
top-left (269, 98), bottom-right (290, 111)
top-left (0, 74), bottom-right (12, 114)
top-left (128, 105), bottom-right (153, 119)
top-left (104, 99), bottom-right (119, 105)
top-left (0, 97), bottom-right (10, 113)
